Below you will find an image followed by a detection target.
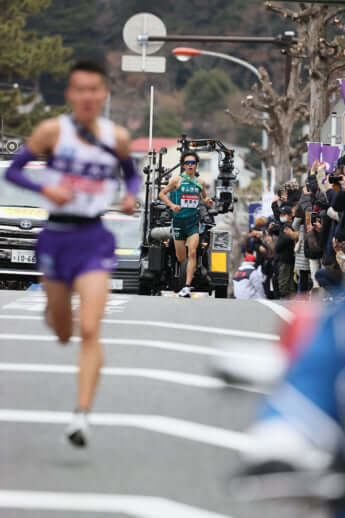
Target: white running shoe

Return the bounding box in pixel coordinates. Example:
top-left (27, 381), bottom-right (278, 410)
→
top-left (65, 411), bottom-right (89, 448)
top-left (177, 286), bottom-right (192, 298)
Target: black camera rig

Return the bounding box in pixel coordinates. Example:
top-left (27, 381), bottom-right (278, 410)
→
top-left (138, 135), bottom-right (237, 296)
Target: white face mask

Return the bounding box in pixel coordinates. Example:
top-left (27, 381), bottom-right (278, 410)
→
top-left (280, 216), bottom-right (288, 223)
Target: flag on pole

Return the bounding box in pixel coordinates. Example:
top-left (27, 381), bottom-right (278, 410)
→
top-left (339, 79), bottom-right (345, 104)
top-left (321, 144), bottom-right (340, 173)
top-left (307, 142), bottom-right (321, 169)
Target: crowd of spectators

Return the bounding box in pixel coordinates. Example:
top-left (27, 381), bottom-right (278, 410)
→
top-left (233, 157), bottom-right (345, 300)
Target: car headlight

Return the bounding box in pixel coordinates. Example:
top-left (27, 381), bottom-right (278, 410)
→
top-left (0, 249), bottom-right (11, 260)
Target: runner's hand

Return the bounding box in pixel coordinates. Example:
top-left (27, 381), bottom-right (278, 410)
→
top-left (171, 204), bottom-right (181, 214)
top-left (42, 185), bottom-right (74, 205)
top-left (205, 197), bottom-right (214, 207)
top-left (311, 159), bottom-right (319, 174)
top-left (121, 193), bottom-right (137, 215)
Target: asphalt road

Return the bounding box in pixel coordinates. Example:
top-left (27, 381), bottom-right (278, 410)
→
top-left (0, 290), bottom-right (310, 518)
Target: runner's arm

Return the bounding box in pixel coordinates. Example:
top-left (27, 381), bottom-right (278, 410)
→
top-left (5, 119), bottom-right (59, 193)
top-left (201, 180), bottom-right (214, 207)
top-left (115, 126), bottom-right (141, 196)
top-left (159, 177), bottom-right (180, 212)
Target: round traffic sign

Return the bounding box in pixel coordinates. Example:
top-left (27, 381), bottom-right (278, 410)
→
top-left (123, 12), bottom-right (167, 55)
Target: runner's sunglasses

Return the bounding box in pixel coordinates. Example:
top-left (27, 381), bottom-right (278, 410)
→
top-left (184, 160), bottom-right (197, 165)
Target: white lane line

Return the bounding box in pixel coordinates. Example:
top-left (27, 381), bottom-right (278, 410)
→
top-left (0, 316), bottom-right (279, 341)
top-left (257, 299), bottom-right (293, 323)
top-left (0, 490), bottom-right (232, 517)
top-left (99, 318), bottom-right (278, 341)
top-left (0, 333), bottom-right (278, 362)
top-left (0, 409), bottom-right (256, 453)
top-left (2, 297), bottom-right (128, 314)
top-left (0, 363), bottom-right (266, 394)
top-left (0, 363), bottom-right (225, 389)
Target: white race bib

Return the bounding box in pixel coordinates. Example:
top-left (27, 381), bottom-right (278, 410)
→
top-left (181, 194), bottom-right (199, 209)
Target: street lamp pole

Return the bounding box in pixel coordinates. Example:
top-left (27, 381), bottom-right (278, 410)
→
top-left (147, 32), bottom-right (296, 94)
top-left (173, 47), bottom-right (269, 191)
top-left (147, 34), bottom-right (297, 45)
top-left (177, 49), bottom-right (262, 80)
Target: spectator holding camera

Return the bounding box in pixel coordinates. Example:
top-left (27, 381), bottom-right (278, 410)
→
top-left (271, 186), bottom-right (288, 221)
top-left (275, 206), bottom-right (298, 298)
top-left (292, 204), bottom-right (310, 292)
top-left (304, 213), bottom-right (323, 291)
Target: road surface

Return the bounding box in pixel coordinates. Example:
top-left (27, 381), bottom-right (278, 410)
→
top-left (0, 290), bottom-right (308, 518)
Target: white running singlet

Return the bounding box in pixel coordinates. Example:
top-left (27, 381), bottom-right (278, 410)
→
top-left (41, 115), bottom-right (120, 217)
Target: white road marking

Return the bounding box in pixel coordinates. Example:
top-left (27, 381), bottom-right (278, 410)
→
top-left (0, 316), bottom-right (279, 341)
top-left (0, 363), bottom-right (266, 394)
top-left (0, 409), bottom-right (256, 453)
top-left (0, 490), bottom-right (232, 517)
top-left (103, 319), bottom-right (279, 341)
top-left (257, 299), bottom-right (293, 323)
top-left (0, 333), bottom-right (278, 362)
top-left (1, 295), bottom-right (129, 314)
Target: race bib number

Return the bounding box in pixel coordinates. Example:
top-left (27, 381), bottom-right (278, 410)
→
top-left (181, 194), bottom-right (199, 209)
top-left (60, 174), bottom-right (105, 194)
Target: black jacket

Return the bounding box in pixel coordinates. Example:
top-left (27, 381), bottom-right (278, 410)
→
top-left (275, 225), bottom-right (295, 265)
top-left (304, 230), bottom-right (323, 259)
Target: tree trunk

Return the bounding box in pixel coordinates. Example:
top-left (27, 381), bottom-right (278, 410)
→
top-left (305, 9), bottom-right (330, 142)
top-left (272, 132), bottom-right (292, 185)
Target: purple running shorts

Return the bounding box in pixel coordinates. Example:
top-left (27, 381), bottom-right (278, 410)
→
top-left (36, 220), bottom-right (117, 285)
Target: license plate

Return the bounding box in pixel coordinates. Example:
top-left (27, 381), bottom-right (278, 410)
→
top-left (11, 250), bottom-right (36, 264)
top-left (110, 279), bottom-right (123, 290)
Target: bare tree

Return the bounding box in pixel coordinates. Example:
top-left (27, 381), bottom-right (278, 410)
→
top-left (267, 2), bottom-right (345, 141)
top-left (227, 2), bottom-right (345, 185)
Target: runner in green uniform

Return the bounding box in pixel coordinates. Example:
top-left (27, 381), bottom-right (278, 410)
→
top-left (159, 151), bottom-right (214, 297)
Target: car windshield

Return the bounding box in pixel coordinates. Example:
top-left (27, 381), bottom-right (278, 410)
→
top-left (0, 164), bottom-right (45, 207)
top-left (103, 214), bottom-right (141, 250)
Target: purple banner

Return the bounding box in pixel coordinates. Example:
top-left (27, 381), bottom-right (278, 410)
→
top-left (321, 144), bottom-right (340, 173)
top-left (308, 142), bottom-right (321, 170)
top-left (340, 79), bottom-right (345, 104)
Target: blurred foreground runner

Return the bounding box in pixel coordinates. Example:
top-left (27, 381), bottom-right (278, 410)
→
top-left (231, 297), bottom-right (345, 515)
top-left (5, 60), bottom-right (141, 447)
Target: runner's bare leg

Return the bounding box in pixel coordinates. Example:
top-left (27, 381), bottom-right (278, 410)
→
top-left (174, 239), bottom-right (187, 264)
top-left (73, 270), bottom-right (109, 410)
top-left (186, 233), bottom-right (199, 285)
top-left (43, 279), bottom-right (73, 343)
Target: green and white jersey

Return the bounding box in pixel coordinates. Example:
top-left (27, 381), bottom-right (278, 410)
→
top-left (170, 174), bottom-right (202, 219)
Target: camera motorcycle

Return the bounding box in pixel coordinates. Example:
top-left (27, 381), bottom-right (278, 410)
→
top-left (138, 135), bottom-right (237, 297)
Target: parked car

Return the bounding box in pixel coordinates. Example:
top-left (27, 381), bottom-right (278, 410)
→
top-left (102, 209), bottom-right (141, 293)
top-left (0, 158), bottom-right (47, 289)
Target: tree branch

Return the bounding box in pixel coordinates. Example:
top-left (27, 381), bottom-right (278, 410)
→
top-left (250, 142), bottom-right (273, 162)
top-left (244, 96), bottom-right (269, 114)
top-left (290, 135), bottom-right (308, 158)
top-left (225, 109), bottom-right (269, 133)
top-left (328, 61), bottom-right (345, 79)
top-left (257, 66), bottom-right (279, 104)
top-left (293, 102), bottom-right (309, 121)
top-left (325, 7), bottom-right (345, 24)
top-left (264, 2), bottom-right (296, 20)
top-left (300, 82), bottom-right (311, 103)
top-left (294, 5), bottom-right (320, 22)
